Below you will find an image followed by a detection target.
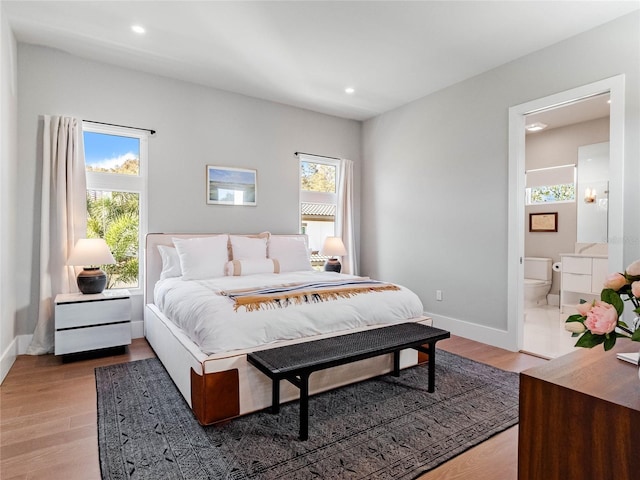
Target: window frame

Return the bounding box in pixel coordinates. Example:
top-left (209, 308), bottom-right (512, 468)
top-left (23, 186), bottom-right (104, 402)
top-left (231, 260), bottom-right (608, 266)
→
top-left (298, 154), bottom-right (340, 265)
top-left (82, 122), bottom-right (148, 294)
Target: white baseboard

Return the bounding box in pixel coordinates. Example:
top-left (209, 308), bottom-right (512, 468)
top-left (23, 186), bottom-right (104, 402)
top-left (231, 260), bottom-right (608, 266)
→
top-left (424, 311), bottom-right (517, 352)
top-left (0, 334), bottom-right (33, 384)
top-left (1, 337), bottom-right (18, 384)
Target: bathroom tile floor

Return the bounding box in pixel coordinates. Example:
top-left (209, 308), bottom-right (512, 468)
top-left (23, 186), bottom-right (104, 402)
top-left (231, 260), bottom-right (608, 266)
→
top-left (522, 305), bottom-right (580, 359)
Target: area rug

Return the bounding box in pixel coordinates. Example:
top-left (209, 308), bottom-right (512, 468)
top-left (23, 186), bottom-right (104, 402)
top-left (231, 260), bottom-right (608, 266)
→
top-left (96, 351), bottom-right (519, 479)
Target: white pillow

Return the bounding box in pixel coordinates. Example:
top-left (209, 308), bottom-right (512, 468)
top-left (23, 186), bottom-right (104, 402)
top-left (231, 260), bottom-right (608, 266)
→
top-left (226, 259), bottom-right (280, 276)
top-left (172, 235), bottom-right (229, 280)
top-left (268, 236), bottom-right (313, 272)
top-left (157, 245), bottom-right (182, 280)
top-left (229, 235), bottom-right (267, 260)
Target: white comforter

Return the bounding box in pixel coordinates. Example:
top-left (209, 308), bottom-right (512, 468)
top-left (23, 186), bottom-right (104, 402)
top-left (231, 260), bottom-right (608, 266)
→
top-left (154, 271), bottom-right (424, 355)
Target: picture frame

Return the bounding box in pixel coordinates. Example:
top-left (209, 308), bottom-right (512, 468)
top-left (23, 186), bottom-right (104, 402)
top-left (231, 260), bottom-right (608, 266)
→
top-left (206, 165), bottom-right (257, 206)
top-left (529, 212), bottom-right (558, 232)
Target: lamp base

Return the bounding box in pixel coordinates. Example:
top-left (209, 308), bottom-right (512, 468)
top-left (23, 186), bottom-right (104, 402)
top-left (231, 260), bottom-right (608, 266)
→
top-left (77, 267), bottom-right (107, 294)
top-left (324, 258), bottom-right (342, 273)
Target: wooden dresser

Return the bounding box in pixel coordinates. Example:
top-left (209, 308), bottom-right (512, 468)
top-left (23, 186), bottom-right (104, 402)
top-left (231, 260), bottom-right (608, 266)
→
top-left (518, 340), bottom-right (640, 480)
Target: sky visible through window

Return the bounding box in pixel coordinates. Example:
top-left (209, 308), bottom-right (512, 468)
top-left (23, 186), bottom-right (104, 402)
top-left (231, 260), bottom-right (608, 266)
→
top-left (83, 132), bottom-right (139, 170)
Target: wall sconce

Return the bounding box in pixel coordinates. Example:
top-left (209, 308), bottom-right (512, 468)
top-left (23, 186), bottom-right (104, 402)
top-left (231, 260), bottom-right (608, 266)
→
top-left (584, 187), bottom-right (597, 203)
top-left (67, 238), bottom-right (116, 294)
top-left (320, 236), bottom-right (347, 273)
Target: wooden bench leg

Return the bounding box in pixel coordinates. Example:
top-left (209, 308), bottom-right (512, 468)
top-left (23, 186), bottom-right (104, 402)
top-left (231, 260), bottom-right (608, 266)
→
top-left (271, 379), bottom-right (280, 414)
top-left (393, 350), bottom-right (400, 376)
top-left (299, 373), bottom-right (310, 441)
top-left (428, 343), bottom-right (436, 393)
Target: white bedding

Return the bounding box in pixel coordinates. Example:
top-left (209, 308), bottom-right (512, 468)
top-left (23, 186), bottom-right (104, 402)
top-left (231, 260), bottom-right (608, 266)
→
top-left (154, 271), bottom-right (424, 355)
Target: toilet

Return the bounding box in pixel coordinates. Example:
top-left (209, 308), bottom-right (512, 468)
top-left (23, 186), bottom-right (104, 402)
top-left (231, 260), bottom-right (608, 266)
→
top-left (524, 257), bottom-right (552, 308)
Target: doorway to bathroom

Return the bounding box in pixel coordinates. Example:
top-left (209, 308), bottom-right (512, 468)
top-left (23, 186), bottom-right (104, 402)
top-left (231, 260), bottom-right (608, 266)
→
top-left (507, 75), bottom-right (625, 358)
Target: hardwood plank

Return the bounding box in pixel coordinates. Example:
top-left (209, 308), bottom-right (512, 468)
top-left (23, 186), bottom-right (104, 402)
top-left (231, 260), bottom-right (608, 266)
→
top-left (0, 335), bottom-right (545, 479)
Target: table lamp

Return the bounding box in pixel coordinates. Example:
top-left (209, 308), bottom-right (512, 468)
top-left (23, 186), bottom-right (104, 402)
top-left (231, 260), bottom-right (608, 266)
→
top-left (67, 238), bottom-right (116, 294)
top-left (320, 236), bottom-right (347, 273)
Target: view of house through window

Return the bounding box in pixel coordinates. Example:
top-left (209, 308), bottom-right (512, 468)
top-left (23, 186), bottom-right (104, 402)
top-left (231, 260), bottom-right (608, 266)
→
top-left (83, 125), bottom-right (147, 290)
top-left (299, 156), bottom-right (339, 269)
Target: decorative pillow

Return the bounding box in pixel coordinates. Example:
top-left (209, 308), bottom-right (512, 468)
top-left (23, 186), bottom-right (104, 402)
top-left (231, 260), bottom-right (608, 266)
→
top-left (172, 235), bottom-right (229, 280)
top-left (226, 259), bottom-right (280, 276)
top-left (229, 235), bottom-right (268, 260)
top-left (267, 236), bottom-right (313, 272)
top-left (157, 245), bottom-right (182, 280)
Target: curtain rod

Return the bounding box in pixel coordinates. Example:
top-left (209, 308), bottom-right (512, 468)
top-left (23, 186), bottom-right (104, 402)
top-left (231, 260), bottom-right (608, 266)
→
top-left (83, 120), bottom-right (156, 135)
top-left (295, 151), bottom-right (340, 161)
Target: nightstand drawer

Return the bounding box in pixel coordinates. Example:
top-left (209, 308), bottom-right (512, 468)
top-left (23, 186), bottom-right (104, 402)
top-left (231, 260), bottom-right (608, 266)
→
top-left (55, 297), bottom-right (130, 329)
top-left (55, 322), bottom-right (131, 355)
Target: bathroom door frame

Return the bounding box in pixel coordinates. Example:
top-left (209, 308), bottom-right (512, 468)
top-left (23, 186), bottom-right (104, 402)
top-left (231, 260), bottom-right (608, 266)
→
top-left (507, 75), bottom-right (625, 351)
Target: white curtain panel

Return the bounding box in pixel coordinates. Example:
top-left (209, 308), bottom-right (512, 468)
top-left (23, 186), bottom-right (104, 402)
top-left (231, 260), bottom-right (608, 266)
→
top-left (27, 116), bottom-right (87, 355)
top-left (336, 158), bottom-right (357, 275)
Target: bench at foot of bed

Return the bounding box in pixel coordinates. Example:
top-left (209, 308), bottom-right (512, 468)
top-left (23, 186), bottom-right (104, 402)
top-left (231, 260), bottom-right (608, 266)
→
top-left (247, 323), bottom-right (450, 440)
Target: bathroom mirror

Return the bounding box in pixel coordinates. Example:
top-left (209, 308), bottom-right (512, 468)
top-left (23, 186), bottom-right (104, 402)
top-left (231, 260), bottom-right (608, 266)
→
top-left (576, 142), bottom-right (609, 243)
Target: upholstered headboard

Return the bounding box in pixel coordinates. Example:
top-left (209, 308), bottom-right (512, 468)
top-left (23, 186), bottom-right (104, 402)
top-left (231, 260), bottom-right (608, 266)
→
top-left (144, 233), bottom-right (309, 304)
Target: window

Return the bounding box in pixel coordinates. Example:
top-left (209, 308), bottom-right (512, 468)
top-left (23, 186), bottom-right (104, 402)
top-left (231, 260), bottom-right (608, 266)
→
top-left (298, 155), bottom-right (339, 269)
top-left (525, 165), bottom-right (575, 205)
top-left (83, 123), bottom-right (148, 291)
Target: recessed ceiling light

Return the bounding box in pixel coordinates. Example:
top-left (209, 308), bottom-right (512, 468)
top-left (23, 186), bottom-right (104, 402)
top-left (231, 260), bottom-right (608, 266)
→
top-left (525, 122), bottom-right (548, 132)
top-left (131, 25), bottom-right (146, 34)
top-left (345, 87), bottom-right (355, 95)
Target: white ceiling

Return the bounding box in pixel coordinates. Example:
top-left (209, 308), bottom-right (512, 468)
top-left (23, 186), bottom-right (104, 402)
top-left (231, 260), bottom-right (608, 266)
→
top-left (3, 1), bottom-right (639, 121)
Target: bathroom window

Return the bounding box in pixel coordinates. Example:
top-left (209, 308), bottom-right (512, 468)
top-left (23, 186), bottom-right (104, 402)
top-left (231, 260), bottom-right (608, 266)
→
top-left (525, 165), bottom-right (575, 205)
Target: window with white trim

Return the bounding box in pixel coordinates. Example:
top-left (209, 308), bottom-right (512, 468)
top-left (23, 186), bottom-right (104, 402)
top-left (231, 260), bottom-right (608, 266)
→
top-left (83, 123), bottom-right (148, 291)
top-left (298, 154), bottom-right (340, 268)
top-left (525, 164), bottom-right (576, 205)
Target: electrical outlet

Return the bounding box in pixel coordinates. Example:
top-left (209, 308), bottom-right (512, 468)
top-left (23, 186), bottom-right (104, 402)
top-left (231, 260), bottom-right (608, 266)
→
top-left (436, 290), bottom-right (443, 301)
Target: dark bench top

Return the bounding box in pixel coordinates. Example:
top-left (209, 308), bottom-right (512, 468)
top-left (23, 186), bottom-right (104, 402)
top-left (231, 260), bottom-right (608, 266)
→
top-left (247, 322), bottom-right (450, 376)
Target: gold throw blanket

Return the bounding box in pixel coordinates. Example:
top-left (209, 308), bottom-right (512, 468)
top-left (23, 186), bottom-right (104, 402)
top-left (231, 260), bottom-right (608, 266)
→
top-left (221, 279), bottom-right (401, 312)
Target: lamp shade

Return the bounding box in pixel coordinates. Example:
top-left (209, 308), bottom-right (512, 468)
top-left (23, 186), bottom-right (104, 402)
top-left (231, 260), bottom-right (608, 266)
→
top-left (320, 236), bottom-right (347, 257)
top-left (67, 238), bottom-right (116, 266)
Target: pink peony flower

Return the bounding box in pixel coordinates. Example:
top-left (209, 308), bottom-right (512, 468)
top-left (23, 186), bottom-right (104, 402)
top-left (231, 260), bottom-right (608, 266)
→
top-left (583, 301), bottom-right (619, 335)
top-left (603, 273), bottom-right (627, 291)
top-left (627, 259), bottom-right (640, 277)
top-left (632, 281), bottom-right (640, 298)
top-left (576, 301), bottom-right (593, 317)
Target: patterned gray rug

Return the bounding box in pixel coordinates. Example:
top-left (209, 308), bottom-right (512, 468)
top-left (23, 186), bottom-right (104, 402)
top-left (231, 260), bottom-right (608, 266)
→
top-left (96, 351), bottom-right (519, 479)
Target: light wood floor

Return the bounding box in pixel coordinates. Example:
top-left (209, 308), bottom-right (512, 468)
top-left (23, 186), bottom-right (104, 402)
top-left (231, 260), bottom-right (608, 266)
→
top-left (0, 336), bottom-right (547, 480)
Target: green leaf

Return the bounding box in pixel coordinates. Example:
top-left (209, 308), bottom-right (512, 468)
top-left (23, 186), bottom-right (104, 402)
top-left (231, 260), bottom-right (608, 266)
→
top-left (565, 314), bottom-right (584, 323)
top-left (601, 289), bottom-right (624, 316)
top-left (603, 334), bottom-right (617, 351)
top-left (574, 331), bottom-right (605, 349)
top-left (632, 329), bottom-right (640, 342)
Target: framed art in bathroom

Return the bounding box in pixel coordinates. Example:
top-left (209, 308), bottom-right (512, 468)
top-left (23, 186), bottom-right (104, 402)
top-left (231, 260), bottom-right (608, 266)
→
top-left (206, 165), bottom-right (257, 206)
top-left (529, 212), bottom-right (558, 232)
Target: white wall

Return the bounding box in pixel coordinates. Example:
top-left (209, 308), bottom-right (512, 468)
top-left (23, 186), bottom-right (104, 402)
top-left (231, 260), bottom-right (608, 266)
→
top-left (361, 12), bottom-right (640, 348)
top-left (0, 8), bottom-right (19, 382)
top-left (15, 44), bottom-right (361, 339)
top-left (525, 117), bottom-right (610, 294)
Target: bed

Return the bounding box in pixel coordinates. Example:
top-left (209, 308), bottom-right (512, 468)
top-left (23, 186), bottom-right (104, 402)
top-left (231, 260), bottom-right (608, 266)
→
top-left (144, 233), bottom-right (431, 425)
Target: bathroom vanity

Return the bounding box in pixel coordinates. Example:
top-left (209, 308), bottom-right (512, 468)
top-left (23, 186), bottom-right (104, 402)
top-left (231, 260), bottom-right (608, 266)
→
top-left (559, 253), bottom-right (608, 313)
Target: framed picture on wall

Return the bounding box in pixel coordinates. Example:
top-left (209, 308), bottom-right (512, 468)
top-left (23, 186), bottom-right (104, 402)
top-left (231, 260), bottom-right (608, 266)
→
top-left (529, 212), bottom-right (558, 232)
top-left (206, 165), bottom-right (257, 206)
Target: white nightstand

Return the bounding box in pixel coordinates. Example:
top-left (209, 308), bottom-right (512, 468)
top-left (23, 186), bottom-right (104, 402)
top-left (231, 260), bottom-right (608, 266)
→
top-left (54, 290), bottom-right (132, 355)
